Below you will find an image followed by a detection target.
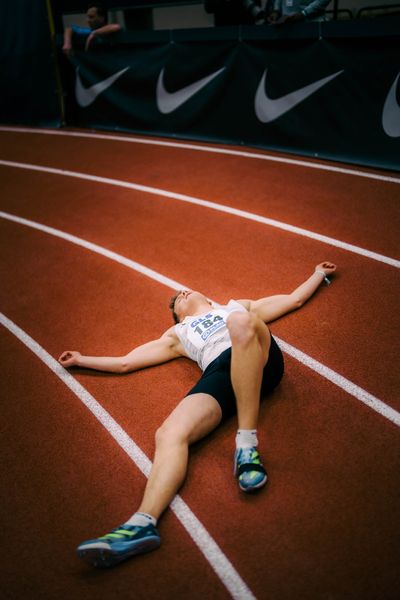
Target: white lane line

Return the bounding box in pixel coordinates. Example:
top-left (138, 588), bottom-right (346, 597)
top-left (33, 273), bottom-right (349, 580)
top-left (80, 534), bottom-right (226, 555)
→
top-left (1, 125), bottom-right (399, 184)
top-left (1, 209), bottom-right (399, 428)
top-left (0, 159), bottom-right (399, 269)
top-left (0, 210), bottom-right (186, 290)
top-left (0, 312), bottom-right (256, 600)
top-left (277, 339), bottom-right (400, 428)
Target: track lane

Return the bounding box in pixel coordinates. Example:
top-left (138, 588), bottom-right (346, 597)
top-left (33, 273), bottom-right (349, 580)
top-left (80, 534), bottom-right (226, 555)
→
top-left (0, 131), bottom-right (399, 260)
top-left (2, 313), bottom-right (256, 600)
top-left (1, 223), bottom-right (399, 600)
top-left (0, 327), bottom-right (234, 600)
top-left (1, 130), bottom-right (399, 599)
top-left (2, 126), bottom-right (399, 182)
top-left (1, 173), bottom-right (399, 412)
top-left (1, 159), bottom-right (397, 268)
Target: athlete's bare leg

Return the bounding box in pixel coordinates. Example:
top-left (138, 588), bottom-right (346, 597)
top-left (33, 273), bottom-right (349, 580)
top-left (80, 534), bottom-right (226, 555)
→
top-left (76, 394), bottom-right (221, 568)
top-left (227, 311), bottom-right (270, 429)
top-left (137, 393), bottom-right (222, 520)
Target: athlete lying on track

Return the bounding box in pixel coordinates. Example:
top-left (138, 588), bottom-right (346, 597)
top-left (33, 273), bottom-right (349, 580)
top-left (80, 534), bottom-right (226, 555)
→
top-left (59, 261), bottom-right (337, 568)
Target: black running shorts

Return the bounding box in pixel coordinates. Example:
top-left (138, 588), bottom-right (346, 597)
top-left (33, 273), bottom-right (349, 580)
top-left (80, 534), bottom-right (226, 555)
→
top-left (186, 335), bottom-right (284, 421)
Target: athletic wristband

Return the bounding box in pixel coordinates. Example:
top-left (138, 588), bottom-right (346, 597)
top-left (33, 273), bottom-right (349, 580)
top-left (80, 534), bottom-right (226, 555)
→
top-left (315, 269), bottom-right (331, 285)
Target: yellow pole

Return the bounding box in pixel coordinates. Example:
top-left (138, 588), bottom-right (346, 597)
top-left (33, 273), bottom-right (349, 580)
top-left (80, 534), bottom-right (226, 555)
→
top-left (45, 0), bottom-right (66, 125)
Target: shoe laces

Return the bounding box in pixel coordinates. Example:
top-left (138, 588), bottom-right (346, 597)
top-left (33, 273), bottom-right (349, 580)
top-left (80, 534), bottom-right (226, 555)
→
top-left (100, 525), bottom-right (141, 541)
top-left (237, 447), bottom-right (261, 466)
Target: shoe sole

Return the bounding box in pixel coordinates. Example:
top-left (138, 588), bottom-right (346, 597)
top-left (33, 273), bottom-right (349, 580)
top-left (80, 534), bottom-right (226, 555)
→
top-left (77, 536), bottom-right (161, 568)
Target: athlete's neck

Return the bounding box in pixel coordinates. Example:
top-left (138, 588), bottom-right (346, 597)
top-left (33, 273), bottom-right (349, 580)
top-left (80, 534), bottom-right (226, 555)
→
top-left (181, 300), bottom-right (213, 320)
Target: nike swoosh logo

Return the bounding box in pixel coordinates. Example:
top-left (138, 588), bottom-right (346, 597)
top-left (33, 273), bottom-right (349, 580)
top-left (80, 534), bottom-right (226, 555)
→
top-left (382, 72), bottom-right (400, 138)
top-left (255, 69), bottom-right (344, 123)
top-left (156, 67), bottom-right (225, 114)
top-left (75, 67), bottom-right (130, 107)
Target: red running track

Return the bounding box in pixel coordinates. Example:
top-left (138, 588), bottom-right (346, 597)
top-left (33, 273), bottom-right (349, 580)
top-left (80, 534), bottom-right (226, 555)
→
top-left (1, 127), bottom-right (399, 600)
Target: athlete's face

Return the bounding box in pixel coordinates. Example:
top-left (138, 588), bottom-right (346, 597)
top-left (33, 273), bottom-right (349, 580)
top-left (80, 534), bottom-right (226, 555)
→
top-left (174, 290), bottom-right (211, 321)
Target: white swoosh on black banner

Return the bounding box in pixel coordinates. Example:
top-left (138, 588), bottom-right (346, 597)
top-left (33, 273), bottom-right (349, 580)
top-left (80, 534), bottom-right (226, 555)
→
top-left (156, 67), bottom-right (225, 114)
top-left (255, 69), bottom-right (344, 123)
top-left (75, 66), bottom-right (130, 107)
top-left (382, 72), bottom-right (400, 138)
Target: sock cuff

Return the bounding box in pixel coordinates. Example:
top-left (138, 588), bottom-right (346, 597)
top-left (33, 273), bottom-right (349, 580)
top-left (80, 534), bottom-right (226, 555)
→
top-left (236, 429), bottom-right (258, 449)
top-left (125, 511), bottom-right (157, 528)
top-left (237, 429), bottom-right (257, 435)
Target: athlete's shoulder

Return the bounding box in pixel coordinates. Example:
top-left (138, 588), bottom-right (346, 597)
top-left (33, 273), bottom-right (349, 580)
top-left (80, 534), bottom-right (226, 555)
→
top-left (161, 325), bottom-right (188, 357)
top-left (231, 299), bottom-right (251, 310)
top-left (162, 325), bottom-right (180, 339)
top-left (225, 299), bottom-right (250, 311)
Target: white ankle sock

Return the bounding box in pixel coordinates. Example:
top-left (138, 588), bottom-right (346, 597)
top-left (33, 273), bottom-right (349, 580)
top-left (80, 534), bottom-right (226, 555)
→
top-left (235, 429), bottom-right (258, 449)
top-left (124, 512), bottom-right (157, 528)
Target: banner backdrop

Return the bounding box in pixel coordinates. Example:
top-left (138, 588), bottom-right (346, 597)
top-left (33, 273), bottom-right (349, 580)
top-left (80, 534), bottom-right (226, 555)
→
top-left (60, 20), bottom-right (400, 171)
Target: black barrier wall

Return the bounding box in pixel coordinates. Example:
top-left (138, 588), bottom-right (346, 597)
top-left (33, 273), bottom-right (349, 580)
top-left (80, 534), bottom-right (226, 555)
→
top-left (0, 0), bottom-right (62, 127)
top-left (59, 18), bottom-right (400, 172)
top-left (1, 1), bottom-right (398, 171)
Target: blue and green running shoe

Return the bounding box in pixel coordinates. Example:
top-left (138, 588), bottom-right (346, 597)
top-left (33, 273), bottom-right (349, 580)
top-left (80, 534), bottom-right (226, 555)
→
top-left (77, 523), bottom-right (161, 568)
top-left (234, 447), bottom-right (268, 492)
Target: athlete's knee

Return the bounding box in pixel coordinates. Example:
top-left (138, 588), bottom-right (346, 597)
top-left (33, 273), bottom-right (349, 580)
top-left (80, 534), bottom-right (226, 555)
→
top-left (227, 311), bottom-right (258, 346)
top-left (155, 422), bottom-right (174, 447)
top-left (155, 419), bottom-right (187, 448)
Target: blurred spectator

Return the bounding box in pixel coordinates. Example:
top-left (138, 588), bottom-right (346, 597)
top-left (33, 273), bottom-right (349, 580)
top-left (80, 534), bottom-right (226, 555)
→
top-left (204, 0), bottom-right (266, 26)
top-left (63, 3), bottom-right (121, 56)
top-left (268, 0), bottom-right (330, 24)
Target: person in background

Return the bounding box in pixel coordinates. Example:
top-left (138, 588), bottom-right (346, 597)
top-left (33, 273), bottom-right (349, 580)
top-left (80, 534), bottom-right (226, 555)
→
top-left (268, 0), bottom-right (331, 25)
top-left (62, 3), bottom-right (121, 56)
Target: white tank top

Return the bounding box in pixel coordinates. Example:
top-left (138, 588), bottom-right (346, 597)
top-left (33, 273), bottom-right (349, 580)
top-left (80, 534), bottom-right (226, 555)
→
top-left (174, 300), bottom-right (247, 371)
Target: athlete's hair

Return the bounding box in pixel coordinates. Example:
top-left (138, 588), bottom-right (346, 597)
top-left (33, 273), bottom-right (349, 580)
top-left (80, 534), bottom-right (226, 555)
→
top-left (88, 3), bottom-right (108, 23)
top-left (169, 293), bottom-right (180, 324)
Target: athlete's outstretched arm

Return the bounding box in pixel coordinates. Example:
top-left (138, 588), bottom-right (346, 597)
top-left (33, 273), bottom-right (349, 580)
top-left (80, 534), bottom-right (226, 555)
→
top-left (237, 262), bottom-right (337, 323)
top-left (58, 327), bottom-right (184, 373)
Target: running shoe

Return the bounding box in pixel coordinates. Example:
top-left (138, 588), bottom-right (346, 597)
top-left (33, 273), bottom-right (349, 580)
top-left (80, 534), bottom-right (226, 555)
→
top-left (77, 523), bottom-right (161, 568)
top-left (234, 447), bottom-right (268, 492)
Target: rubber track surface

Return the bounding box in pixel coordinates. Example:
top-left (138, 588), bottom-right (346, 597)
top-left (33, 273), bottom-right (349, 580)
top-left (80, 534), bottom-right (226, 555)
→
top-left (1, 128), bottom-right (399, 600)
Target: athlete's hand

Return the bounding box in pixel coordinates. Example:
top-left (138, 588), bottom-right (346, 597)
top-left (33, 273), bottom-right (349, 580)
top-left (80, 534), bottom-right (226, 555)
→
top-left (315, 262), bottom-right (337, 276)
top-left (59, 351), bottom-right (81, 367)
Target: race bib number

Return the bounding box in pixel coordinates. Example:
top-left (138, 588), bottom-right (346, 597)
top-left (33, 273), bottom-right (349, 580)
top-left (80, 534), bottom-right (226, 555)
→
top-left (187, 310), bottom-right (228, 347)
